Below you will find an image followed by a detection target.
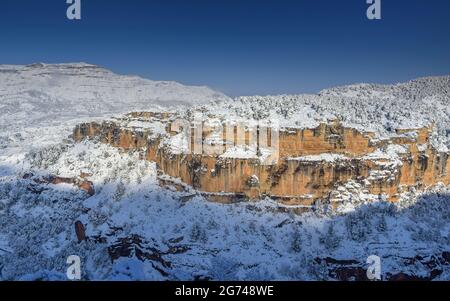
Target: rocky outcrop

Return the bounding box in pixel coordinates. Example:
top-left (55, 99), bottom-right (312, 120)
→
top-left (107, 234), bottom-right (190, 277)
top-left (75, 221), bottom-right (86, 242)
top-left (315, 251), bottom-right (449, 281)
top-left (72, 112), bottom-right (450, 207)
top-left (25, 173), bottom-right (95, 196)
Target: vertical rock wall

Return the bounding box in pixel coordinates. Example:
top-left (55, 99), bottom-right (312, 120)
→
top-left (72, 115), bottom-right (449, 205)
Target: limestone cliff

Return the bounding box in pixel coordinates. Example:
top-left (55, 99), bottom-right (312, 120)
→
top-left (73, 112), bottom-right (449, 208)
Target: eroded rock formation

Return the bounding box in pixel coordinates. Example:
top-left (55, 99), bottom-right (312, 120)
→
top-left (72, 112), bottom-right (449, 208)
top-left (75, 221), bottom-right (86, 242)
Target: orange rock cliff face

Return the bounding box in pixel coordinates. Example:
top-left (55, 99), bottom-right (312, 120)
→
top-left (73, 112), bottom-right (449, 208)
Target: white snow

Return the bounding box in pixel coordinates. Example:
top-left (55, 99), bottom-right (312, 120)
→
top-left (215, 76), bottom-right (450, 150)
top-left (288, 154), bottom-right (350, 163)
top-left (0, 63), bottom-right (231, 150)
top-left (161, 132), bottom-right (190, 155)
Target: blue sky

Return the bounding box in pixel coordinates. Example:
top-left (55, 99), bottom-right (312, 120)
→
top-left (1, 0), bottom-right (450, 96)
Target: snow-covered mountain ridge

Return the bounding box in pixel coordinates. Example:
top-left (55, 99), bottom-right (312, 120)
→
top-left (1, 63), bottom-right (448, 147)
top-left (218, 76), bottom-right (449, 150)
top-left (0, 63), bottom-right (231, 131)
top-left (319, 76), bottom-right (450, 100)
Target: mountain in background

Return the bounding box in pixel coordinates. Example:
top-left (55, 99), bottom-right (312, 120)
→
top-left (1, 63), bottom-right (448, 136)
top-left (219, 76), bottom-right (450, 151)
top-left (0, 63), bottom-right (231, 130)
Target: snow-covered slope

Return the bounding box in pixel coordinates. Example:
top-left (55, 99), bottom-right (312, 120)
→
top-left (0, 140), bottom-right (448, 280)
top-left (0, 63), bottom-right (231, 155)
top-left (319, 76), bottom-right (450, 100)
top-left (213, 76), bottom-right (449, 150)
top-left (0, 63), bottom-right (230, 131)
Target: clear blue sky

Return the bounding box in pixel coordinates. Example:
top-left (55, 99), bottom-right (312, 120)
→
top-left (1, 0), bottom-right (450, 96)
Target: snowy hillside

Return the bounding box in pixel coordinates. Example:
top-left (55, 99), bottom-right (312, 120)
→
top-left (0, 140), bottom-right (448, 280)
top-left (0, 63), bottom-right (230, 155)
top-left (217, 76), bottom-right (450, 150)
top-left (0, 63), bottom-right (230, 131)
top-left (319, 76), bottom-right (450, 101)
